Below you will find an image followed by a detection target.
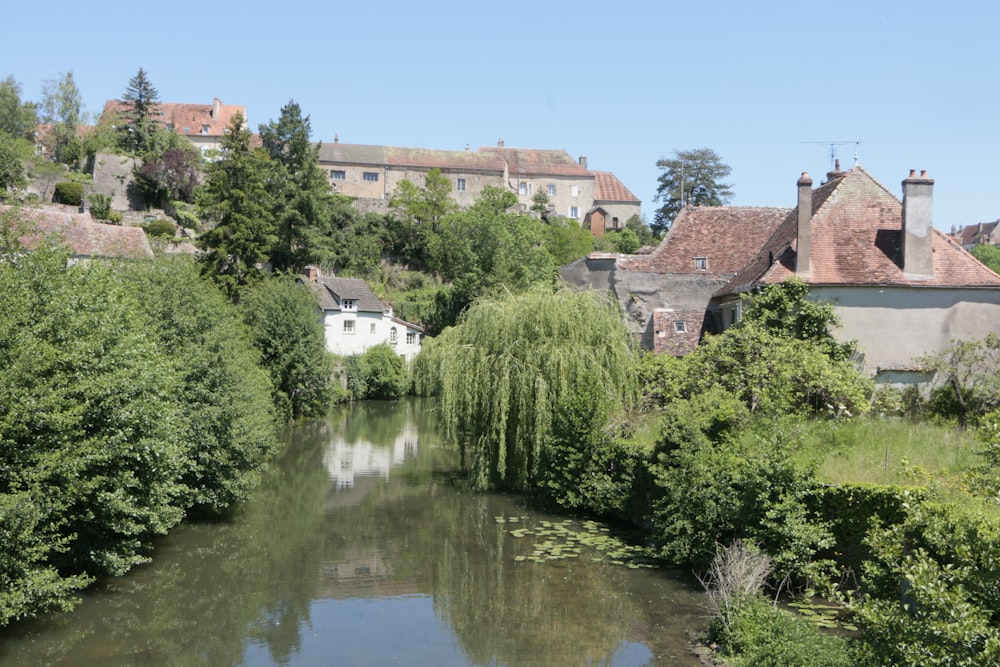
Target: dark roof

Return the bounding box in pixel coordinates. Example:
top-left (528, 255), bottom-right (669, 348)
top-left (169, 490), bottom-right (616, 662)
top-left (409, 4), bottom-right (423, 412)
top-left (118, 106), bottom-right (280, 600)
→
top-left (312, 276), bottom-right (385, 313)
top-left (951, 220), bottom-right (999, 247)
top-left (591, 170), bottom-right (640, 204)
top-left (8, 205), bottom-right (154, 259)
top-left (619, 206), bottom-right (788, 275)
top-left (316, 143), bottom-right (387, 165)
top-left (719, 167), bottom-right (1000, 296)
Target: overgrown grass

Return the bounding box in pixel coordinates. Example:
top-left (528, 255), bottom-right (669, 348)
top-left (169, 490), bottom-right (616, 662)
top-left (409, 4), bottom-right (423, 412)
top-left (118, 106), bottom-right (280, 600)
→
top-left (793, 417), bottom-right (979, 486)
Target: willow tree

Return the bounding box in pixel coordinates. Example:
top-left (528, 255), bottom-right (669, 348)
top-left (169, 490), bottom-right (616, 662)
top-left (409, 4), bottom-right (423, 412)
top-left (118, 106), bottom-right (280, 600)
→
top-left (413, 287), bottom-right (639, 491)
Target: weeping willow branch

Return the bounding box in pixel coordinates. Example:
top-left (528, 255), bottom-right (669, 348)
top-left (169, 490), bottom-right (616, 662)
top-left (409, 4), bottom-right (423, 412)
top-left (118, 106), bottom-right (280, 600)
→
top-left (413, 287), bottom-right (639, 491)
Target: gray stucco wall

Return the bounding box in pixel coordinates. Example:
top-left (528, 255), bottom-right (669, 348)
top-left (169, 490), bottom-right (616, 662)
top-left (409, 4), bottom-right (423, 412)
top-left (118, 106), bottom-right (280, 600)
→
top-left (811, 285), bottom-right (1000, 373)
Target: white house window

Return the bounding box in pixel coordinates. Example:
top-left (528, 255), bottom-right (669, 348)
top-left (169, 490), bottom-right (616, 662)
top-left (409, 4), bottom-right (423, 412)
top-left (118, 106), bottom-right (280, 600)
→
top-left (518, 182), bottom-right (528, 195)
top-left (570, 185), bottom-right (579, 197)
top-left (343, 320), bottom-right (355, 334)
top-left (363, 172), bottom-right (379, 182)
top-left (548, 183), bottom-right (556, 196)
top-left (569, 206), bottom-right (579, 219)
top-left (457, 178), bottom-right (466, 191)
top-left (406, 331), bottom-right (416, 345)
top-left (694, 257), bottom-right (708, 270)
top-left (342, 299), bottom-right (357, 311)
top-left (674, 321), bottom-right (687, 333)
top-left (330, 170), bottom-right (345, 180)
top-left (200, 124), bottom-right (210, 135)
top-left (389, 327), bottom-right (398, 345)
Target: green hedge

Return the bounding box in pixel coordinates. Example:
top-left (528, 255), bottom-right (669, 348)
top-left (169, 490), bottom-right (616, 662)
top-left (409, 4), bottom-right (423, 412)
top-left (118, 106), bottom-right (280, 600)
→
top-left (54, 181), bottom-right (83, 206)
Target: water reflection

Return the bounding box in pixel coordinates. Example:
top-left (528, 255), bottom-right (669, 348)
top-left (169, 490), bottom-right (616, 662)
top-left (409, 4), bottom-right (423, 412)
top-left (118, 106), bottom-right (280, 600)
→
top-left (0, 399), bottom-right (707, 667)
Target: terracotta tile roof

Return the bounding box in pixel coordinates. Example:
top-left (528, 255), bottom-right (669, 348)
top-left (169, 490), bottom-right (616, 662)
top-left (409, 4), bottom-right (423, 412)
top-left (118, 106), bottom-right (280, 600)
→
top-left (951, 220), bottom-right (999, 247)
top-left (620, 206), bottom-right (789, 275)
top-left (591, 171), bottom-right (640, 203)
top-left (312, 276), bottom-right (385, 313)
top-left (720, 167), bottom-right (1000, 295)
top-left (102, 98), bottom-right (246, 138)
top-left (478, 147), bottom-right (592, 177)
top-left (8, 205), bottom-right (154, 259)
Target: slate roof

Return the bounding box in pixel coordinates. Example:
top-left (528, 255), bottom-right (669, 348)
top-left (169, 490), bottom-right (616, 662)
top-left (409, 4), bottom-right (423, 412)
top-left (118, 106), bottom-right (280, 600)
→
top-left (8, 206), bottom-right (154, 259)
top-left (619, 206), bottom-right (789, 275)
top-left (102, 98), bottom-right (245, 139)
top-left (592, 171), bottom-right (640, 204)
top-left (316, 143), bottom-right (387, 165)
top-left (720, 167), bottom-right (1000, 295)
top-left (312, 276), bottom-right (386, 313)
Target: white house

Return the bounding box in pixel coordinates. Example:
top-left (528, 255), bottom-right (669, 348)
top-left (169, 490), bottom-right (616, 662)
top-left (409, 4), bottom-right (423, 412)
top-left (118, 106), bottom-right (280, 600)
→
top-left (303, 267), bottom-right (424, 362)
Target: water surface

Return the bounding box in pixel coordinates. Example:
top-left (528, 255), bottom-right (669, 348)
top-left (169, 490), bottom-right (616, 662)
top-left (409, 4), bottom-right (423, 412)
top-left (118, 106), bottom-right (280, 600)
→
top-left (0, 399), bottom-right (707, 666)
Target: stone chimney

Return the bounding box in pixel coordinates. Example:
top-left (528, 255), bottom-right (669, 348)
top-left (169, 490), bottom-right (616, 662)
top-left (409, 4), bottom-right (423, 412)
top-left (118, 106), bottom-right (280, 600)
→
top-left (497, 139), bottom-right (505, 148)
top-left (826, 159), bottom-right (844, 183)
top-left (212, 97), bottom-right (221, 120)
top-left (303, 265), bottom-right (319, 283)
top-left (901, 169), bottom-right (935, 279)
top-left (796, 172), bottom-right (813, 277)
top-left (579, 156), bottom-right (588, 170)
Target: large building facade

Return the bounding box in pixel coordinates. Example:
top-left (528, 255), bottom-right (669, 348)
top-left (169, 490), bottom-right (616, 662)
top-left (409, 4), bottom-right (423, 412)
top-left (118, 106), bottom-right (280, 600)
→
top-left (316, 139), bottom-right (640, 229)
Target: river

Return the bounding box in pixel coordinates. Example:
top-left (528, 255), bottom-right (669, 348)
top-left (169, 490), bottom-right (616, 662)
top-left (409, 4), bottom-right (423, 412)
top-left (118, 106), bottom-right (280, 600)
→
top-left (0, 399), bottom-right (708, 667)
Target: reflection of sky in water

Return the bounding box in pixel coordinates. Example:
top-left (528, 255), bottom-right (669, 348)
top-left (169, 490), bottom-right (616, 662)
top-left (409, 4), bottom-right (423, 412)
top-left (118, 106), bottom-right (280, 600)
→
top-left (323, 423), bottom-right (418, 488)
top-left (241, 597), bottom-right (657, 667)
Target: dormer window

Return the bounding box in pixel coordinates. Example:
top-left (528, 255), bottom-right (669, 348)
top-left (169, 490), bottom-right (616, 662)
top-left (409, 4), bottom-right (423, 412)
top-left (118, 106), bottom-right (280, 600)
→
top-left (694, 257), bottom-right (708, 270)
top-left (201, 124), bottom-right (210, 134)
top-left (342, 299), bottom-right (357, 311)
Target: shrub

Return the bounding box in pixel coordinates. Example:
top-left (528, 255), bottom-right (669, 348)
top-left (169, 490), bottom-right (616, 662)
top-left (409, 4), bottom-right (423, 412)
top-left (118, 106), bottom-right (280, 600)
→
top-left (710, 594), bottom-right (853, 667)
top-left (143, 219), bottom-right (176, 238)
top-left (88, 192), bottom-right (115, 221)
top-left (345, 344), bottom-right (408, 401)
top-left (53, 181), bottom-right (83, 206)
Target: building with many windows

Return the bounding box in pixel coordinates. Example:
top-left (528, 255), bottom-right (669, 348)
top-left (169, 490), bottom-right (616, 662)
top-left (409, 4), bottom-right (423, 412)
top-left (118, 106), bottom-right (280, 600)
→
top-left (316, 138), bottom-right (640, 231)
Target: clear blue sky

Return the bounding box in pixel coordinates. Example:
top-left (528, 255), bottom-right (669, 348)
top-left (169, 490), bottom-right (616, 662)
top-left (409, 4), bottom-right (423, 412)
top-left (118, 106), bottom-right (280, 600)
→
top-left (4, 0), bottom-right (998, 230)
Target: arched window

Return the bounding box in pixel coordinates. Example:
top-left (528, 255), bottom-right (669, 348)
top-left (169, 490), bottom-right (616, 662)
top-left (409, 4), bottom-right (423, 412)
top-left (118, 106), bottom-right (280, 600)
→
top-left (389, 327), bottom-right (397, 344)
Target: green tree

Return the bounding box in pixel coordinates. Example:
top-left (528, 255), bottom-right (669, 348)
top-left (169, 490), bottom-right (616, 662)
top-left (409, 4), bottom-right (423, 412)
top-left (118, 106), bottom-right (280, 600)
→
top-left (0, 133), bottom-right (28, 198)
top-left (197, 112), bottom-right (277, 301)
top-left (653, 147), bottom-right (733, 235)
top-left (118, 257), bottom-right (278, 512)
top-left (259, 100), bottom-right (334, 273)
top-left (40, 71), bottom-right (86, 166)
top-left (389, 167), bottom-right (457, 261)
top-left (0, 75), bottom-right (39, 141)
top-left (544, 215), bottom-right (595, 264)
top-left (133, 145), bottom-right (202, 207)
top-left (240, 275), bottom-right (334, 420)
top-left (921, 333), bottom-right (1000, 424)
top-left (118, 67), bottom-right (162, 155)
top-left (412, 287), bottom-right (639, 491)
top-left (605, 227), bottom-right (641, 254)
top-left (971, 243), bottom-right (1000, 275)
top-left (625, 213), bottom-right (658, 246)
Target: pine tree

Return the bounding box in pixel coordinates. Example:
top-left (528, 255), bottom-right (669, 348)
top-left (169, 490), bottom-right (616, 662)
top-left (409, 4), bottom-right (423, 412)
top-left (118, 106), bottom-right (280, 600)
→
top-left (119, 67), bottom-right (161, 155)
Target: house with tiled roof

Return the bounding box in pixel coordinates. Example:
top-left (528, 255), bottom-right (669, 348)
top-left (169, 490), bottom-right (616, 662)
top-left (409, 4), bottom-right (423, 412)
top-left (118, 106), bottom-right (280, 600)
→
top-left (950, 220), bottom-right (999, 250)
top-left (561, 205), bottom-right (788, 353)
top-left (316, 138), bottom-right (638, 227)
top-left (301, 267), bottom-right (423, 362)
top-left (712, 166), bottom-right (1000, 380)
top-left (101, 97), bottom-right (246, 157)
top-left (563, 164), bottom-right (1000, 380)
top-left (584, 171), bottom-right (642, 237)
top-left (5, 204), bottom-right (154, 261)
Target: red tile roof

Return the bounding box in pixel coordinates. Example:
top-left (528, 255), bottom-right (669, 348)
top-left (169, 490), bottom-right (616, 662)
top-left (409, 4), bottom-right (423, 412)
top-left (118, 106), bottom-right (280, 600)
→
top-left (478, 147), bottom-right (592, 177)
top-left (102, 98), bottom-right (246, 138)
top-left (591, 171), bottom-right (640, 203)
top-left (721, 167), bottom-right (1000, 295)
top-left (7, 205), bottom-right (154, 259)
top-left (620, 206), bottom-right (789, 275)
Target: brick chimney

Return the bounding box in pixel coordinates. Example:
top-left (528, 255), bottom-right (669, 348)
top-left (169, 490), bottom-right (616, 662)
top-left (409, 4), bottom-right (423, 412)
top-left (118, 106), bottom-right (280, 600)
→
top-left (796, 172), bottom-right (813, 277)
top-left (303, 265), bottom-right (319, 283)
top-left (901, 169), bottom-right (935, 279)
top-left (826, 158), bottom-right (844, 183)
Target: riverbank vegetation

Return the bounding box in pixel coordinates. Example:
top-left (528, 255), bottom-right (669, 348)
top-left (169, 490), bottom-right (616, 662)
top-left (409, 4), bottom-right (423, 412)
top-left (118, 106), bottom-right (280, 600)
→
top-left (414, 277), bottom-right (1000, 666)
top-left (0, 223), bottom-right (335, 625)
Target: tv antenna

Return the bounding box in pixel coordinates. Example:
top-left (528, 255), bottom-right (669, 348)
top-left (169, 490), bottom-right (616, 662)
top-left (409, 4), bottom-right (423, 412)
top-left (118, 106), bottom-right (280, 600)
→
top-left (802, 140), bottom-right (860, 170)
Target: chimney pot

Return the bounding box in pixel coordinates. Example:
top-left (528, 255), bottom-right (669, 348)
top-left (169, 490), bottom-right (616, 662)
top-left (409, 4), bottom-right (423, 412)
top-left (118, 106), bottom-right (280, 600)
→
top-left (909, 169), bottom-right (916, 177)
top-left (920, 170), bottom-right (927, 177)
